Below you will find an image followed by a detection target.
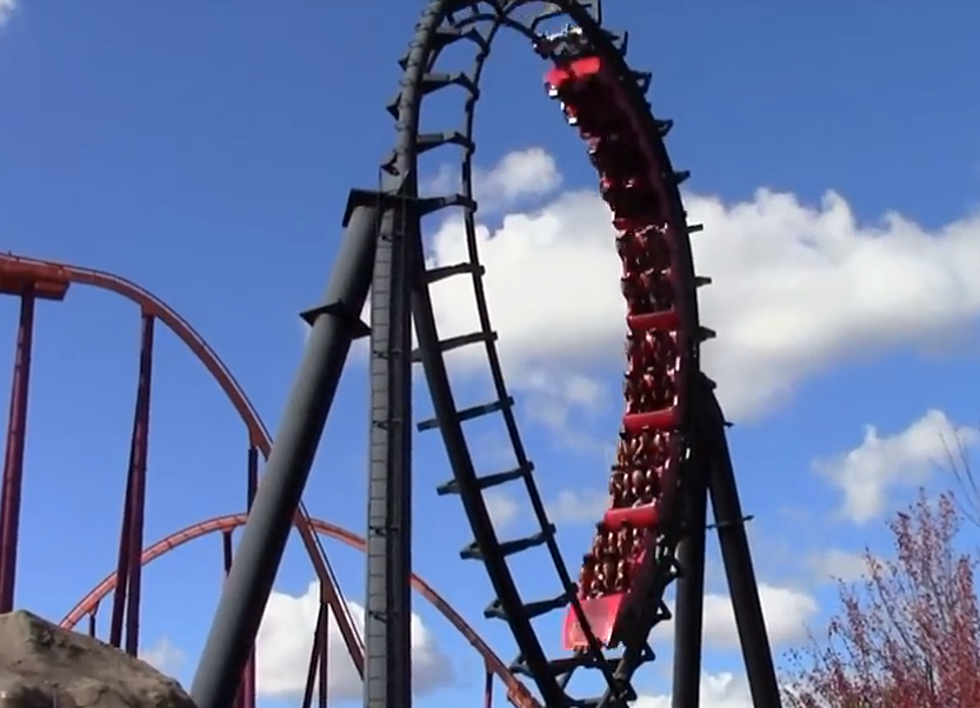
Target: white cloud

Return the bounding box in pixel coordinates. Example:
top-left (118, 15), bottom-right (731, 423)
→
top-left (653, 582), bottom-right (817, 649)
top-left (813, 409), bottom-right (979, 523)
top-left (423, 147), bottom-right (562, 214)
top-left (256, 582), bottom-right (453, 700)
top-left (806, 548), bottom-right (869, 583)
top-left (703, 583), bottom-right (817, 649)
top-left (0, 0), bottom-right (14, 27)
top-left (484, 489), bottom-right (521, 529)
top-left (521, 370), bottom-right (612, 446)
top-left (632, 671), bottom-right (753, 708)
top-left (422, 147), bottom-right (980, 425)
top-left (140, 636), bottom-right (186, 675)
top-left (546, 488), bottom-right (608, 524)
top-left (482, 487), bottom-right (609, 531)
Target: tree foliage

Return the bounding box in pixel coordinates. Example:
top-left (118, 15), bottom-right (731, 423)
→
top-left (783, 490), bottom-right (980, 708)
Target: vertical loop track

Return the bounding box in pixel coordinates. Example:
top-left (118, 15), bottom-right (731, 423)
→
top-left (379, 2), bottom-right (707, 706)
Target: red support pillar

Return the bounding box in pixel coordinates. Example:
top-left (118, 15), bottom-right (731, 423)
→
top-left (243, 446), bottom-right (258, 708)
top-left (317, 603), bottom-right (328, 708)
top-left (246, 446), bottom-right (258, 507)
top-left (109, 472), bottom-right (133, 647)
top-left (230, 449), bottom-right (261, 708)
top-left (301, 603), bottom-right (327, 708)
top-left (224, 530), bottom-right (244, 708)
top-left (124, 312), bottom-right (154, 656)
top-left (0, 291), bottom-right (36, 614)
top-left (0, 258), bottom-right (68, 615)
top-left (222, 531), bottom-right (234, 576)
top-left (484, 665), bottom-right (493, 708)
top-left (110, 312), bottom-right (155, 651)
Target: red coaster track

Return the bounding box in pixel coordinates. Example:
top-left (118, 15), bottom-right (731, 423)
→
top-left (0, 252), bottom-right (541, 708)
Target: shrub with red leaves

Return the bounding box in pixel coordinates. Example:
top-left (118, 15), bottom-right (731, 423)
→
top-left (782, 490), bottom-right (980, 708)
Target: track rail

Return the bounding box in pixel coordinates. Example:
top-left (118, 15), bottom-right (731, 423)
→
top-left (376, 2), bottom-right (708, 706)
top-left (58, 513), bottom-right (539, 708)
top-left (0, 253), bottom-right (364, 673)
top-left (0, 250), bottom-right (555, 708)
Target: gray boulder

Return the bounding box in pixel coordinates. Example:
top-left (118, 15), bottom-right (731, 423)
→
top-left (0, 611), bottom-right (196, 708)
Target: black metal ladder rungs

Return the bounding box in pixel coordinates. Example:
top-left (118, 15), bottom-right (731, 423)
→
top-left (417, 396), bottom-right (514, 431)
top-left (410, 330), bottom-right (497, 362)
top-left (568, 696), bottom-right (602, 708)
top-left (436, 463), bottom-right (532, 496)
top-left (566, 679), bottom-right (640, 708)
top-left (422, 261), bottom-right (484, 284)
top-left (484, 591), bottom-right (568, 621)
top-left (459, 525), bottom-right (554, 561)
top-left (510, 651), bottom-right (620, 678)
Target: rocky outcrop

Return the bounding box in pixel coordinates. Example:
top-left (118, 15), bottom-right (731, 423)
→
top-left (0, 611), bottom-right (196, 708)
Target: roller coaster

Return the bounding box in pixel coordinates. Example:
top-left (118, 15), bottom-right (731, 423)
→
top-left (0, 1), bottom-right (782, 707)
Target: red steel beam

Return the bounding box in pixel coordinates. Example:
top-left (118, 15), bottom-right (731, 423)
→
top-left (125, 312), bottom-right (155, 655)
top-left (0, 257), bottom-right (70, 612)
top-left (0, 292), bottom-right (37, 612)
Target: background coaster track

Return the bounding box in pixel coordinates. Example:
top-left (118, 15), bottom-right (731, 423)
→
top-left (377, 1), bottom-right (706, 706)
top-left (0, 252), bottom-right (542, 708)
top-left (59, 513), bottom-right (537, 708)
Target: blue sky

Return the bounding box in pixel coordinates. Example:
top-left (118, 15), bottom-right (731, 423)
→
top-left (1, 1), bottom-right (979, 707)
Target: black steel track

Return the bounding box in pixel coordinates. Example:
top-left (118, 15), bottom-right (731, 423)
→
top-left (374, 2), bottom-right (707, 706)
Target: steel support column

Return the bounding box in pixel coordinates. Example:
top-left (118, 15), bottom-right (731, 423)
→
top-left (484, 666), bottom-right (493, 708)
top-left (0, 290), bottom-right (36, 614)
top-left (671, 460), bottom-right (707, 708)
top-left (701, 379), bottom-right (781, 708)
top-left (243, 446), bottom-right (259, 708)
top-left (190, 201), bottom-right (378, 708)
top-left (126, 313), bottom-right (154, 655)
top-left (318, 606), bottom-right (329, 708)
top-left (109, 313), bottom-right (155, 652)
top-left (302, 603), bottom-right (328, 708)
top-left (364, 193), bottom-right (413, 708)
